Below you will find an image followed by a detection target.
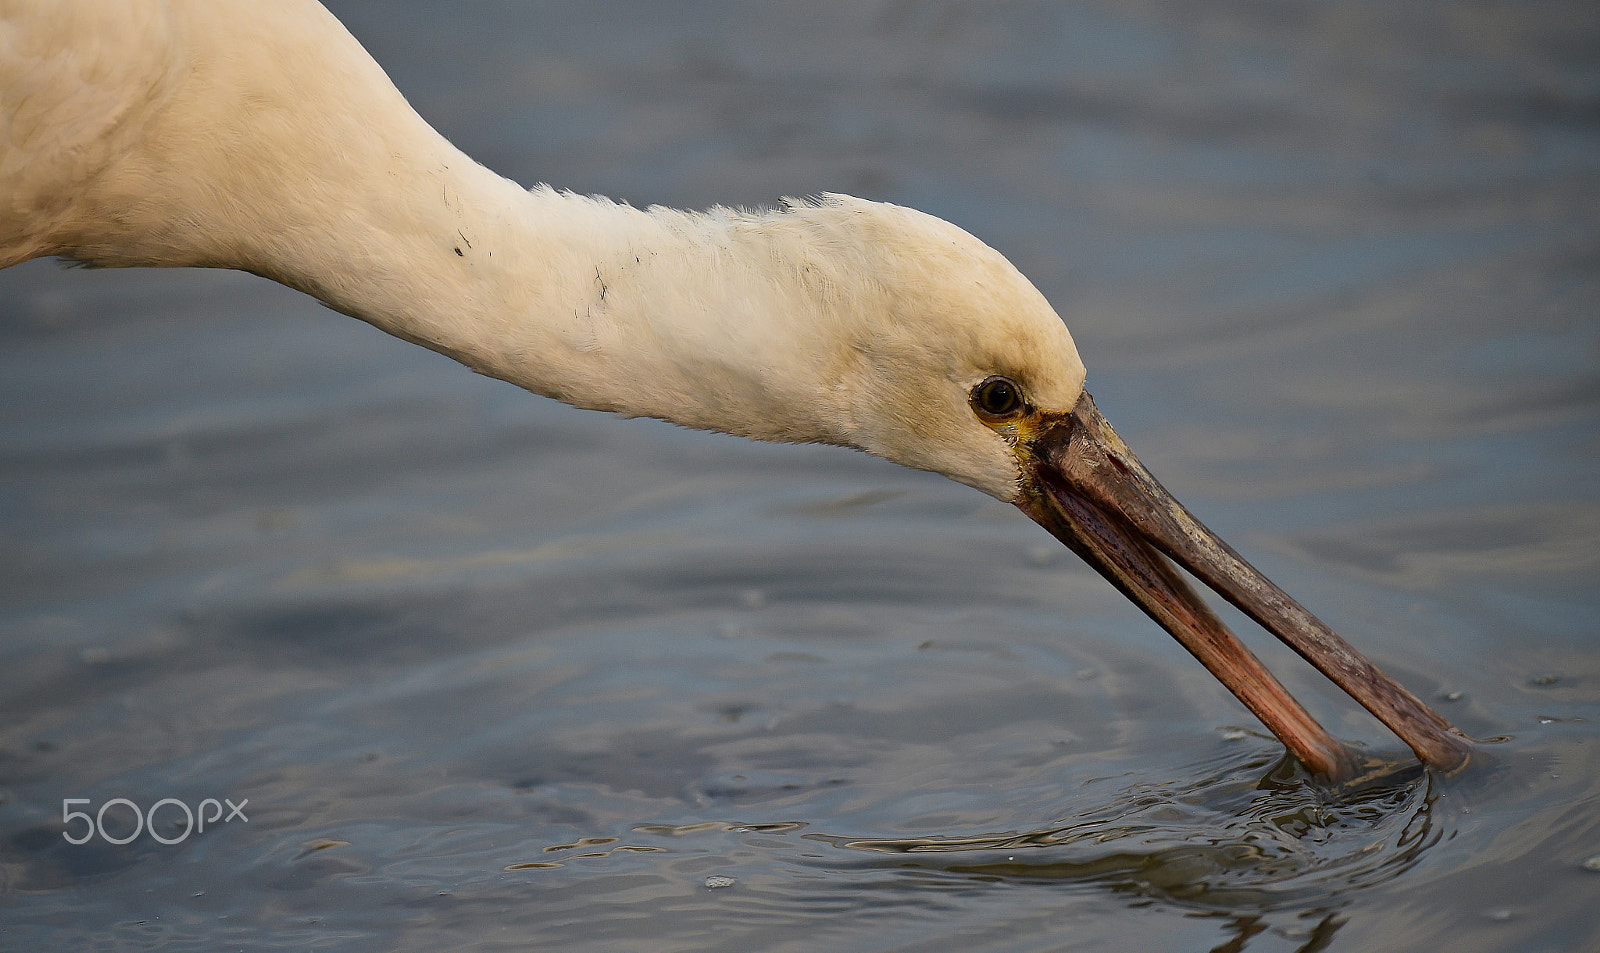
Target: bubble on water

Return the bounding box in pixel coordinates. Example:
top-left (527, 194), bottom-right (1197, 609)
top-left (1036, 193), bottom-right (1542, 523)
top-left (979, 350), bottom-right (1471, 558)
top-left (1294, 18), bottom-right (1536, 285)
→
top-left (703, 875), bottom-right (737, 889)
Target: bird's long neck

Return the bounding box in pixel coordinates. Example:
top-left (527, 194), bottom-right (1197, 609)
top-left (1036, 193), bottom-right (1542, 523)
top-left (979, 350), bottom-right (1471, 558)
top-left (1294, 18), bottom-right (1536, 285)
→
top-left (314, 182), bottom-right (870, 449)
top-left (43, 0), bottom-right (869, 448)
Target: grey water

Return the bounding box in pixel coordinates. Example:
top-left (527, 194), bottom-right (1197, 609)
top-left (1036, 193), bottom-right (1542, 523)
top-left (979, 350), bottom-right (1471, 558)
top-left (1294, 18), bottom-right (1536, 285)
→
top-left (2, 1), bottom-right (1597, 950)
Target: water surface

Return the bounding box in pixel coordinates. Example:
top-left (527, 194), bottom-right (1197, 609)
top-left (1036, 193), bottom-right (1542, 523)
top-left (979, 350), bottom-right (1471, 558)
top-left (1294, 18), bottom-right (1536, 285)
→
top-left (2, 1), bottom-right (1597, 950)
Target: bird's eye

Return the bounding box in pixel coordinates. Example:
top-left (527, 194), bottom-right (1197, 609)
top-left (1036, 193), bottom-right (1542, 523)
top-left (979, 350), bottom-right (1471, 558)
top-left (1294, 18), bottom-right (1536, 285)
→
top-left (971, 376), bottom-right (1025, 419)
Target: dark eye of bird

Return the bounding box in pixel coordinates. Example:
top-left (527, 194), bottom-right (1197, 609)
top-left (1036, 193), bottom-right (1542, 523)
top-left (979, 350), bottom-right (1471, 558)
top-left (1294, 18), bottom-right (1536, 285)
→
top-left (972, 376), bottom-right (1024, 419)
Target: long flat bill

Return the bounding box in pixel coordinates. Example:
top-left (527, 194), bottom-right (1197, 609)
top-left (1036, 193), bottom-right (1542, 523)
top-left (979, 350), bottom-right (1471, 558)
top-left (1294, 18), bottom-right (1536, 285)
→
top-left (1018, 392), bottom-right (1473, 779)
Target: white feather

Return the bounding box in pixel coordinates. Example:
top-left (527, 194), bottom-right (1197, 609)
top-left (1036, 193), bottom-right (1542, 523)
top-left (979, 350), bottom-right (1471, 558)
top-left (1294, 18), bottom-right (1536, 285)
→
top-left (0, 0), bottom-right (1086, 500)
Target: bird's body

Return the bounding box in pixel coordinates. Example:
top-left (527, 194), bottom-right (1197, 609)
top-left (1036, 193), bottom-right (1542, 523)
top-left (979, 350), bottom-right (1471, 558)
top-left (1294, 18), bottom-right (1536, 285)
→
top-left (0, 0), bottom-right (1471, 778)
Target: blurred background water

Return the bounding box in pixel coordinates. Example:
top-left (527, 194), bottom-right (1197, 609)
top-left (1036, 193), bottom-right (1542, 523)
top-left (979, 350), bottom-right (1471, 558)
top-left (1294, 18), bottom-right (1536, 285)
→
top-left (2, 1), bottom-right (1597, 950)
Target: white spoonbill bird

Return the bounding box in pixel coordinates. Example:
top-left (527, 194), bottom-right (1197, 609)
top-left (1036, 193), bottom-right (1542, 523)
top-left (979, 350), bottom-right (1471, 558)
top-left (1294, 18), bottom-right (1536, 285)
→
top-left (0, 0), bottom-right (1471, 779)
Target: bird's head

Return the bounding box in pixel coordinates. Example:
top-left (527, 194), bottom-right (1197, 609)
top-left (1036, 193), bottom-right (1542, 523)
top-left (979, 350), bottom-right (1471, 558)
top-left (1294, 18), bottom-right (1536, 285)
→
top-left (789, 195), bottom-right (1471, 779)
top-left (780, 195), bottom-right (1085, 501)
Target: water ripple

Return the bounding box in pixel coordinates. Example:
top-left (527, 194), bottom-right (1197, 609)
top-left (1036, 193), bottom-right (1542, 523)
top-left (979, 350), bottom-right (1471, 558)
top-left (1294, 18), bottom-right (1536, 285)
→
top-left (804, 750), bottom-right (1445, 913)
